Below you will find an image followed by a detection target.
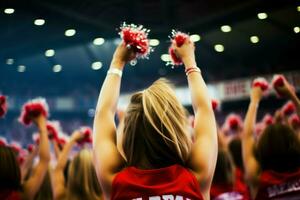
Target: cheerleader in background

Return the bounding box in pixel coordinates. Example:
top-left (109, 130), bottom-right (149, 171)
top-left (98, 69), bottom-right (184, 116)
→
top-left (0, 114), bottom-right (50, 200)
top-left (52, 130), bottom-right (102, 200)
top-left (242, 79), bottom-right (300, 199)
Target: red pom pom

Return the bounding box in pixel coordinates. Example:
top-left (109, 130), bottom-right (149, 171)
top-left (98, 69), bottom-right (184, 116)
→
top-left (168, 30), bottom-right (189, 66)
top-left (46, 121), bottom-right (61, 140)
top-left (0, 136), bottom-right (7, 146)
top-left (262, 114), bottom-right (274, 125)
top-left (289, 114), bottom-right (300, 130)
top-left (19, 98), bottom-right (49, 126)
top-left (77, 126), bottom-right (93, 145)
top-left (282, 101), bottom-right (296, 116)
top-left (10, 142), bottom-right (22, 154)
top-left (225, 114), bottom-right (243, 130)
top-left (252, 77), bottom-right (269, 92)
top-left (27, 144), bottom-right (34, 153)
top-left (211, 99), bottom-right (220, 112)
top-left (0, 95), bottom-right (8, 118)
top-left (32, 133), bottom-right (40, 144)
top-left (272, 75), bottom-right (286, 97)
top-left (119, 22), bottom-right (152, 59)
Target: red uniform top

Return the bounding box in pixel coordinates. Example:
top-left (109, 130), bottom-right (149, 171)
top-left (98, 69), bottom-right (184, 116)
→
top-left (111, 164), bottom-right (203, 200)
top-left (0, 189), bottom-right (21, 200)
top-left (255, 168), bottom-right (300, 200)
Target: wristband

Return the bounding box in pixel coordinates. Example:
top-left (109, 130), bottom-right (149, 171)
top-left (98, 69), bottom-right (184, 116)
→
top-left (107, 68), bottom-right (123, 77)
top-left (185, 67), bottom-right (201, 76)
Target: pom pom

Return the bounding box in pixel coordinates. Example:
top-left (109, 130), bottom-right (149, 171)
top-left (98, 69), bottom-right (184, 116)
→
top-left (289, 114), bottom-right (300, 130)
top-left (10, 142), bottom-right (22, 154)
top-left (252, 77), bottom-right (269, 92)
top-left (77, 126), bottom-right (93, 145)
top-left (27, 144), bottom-right (34, 153)
top-left (262, 114), bottom-right (274, 126)
top-left (119, 22), bottom-right (152, 60)
top-left (168, 30), bottom-right (189, 66)
top-left (46, 121), bottom-right (61, 140)
top-left (0, 95), bottom-right (8, 118)
top-left (225, 114), bottom-right (243, 131)
top-left (272, 74), bottom-right (286, 97)
top-left (211, 99), bottom-right (220, 112)
top-left (32, 133), bottom-right (40, 144)
top-left (57, 133), bottom-right (69, 146)
top-left (0, 136), bottom-right (7, 146)
top-left (282, 101), bottom-right (296, 116)
top-left (19, 98), bottom-right (49, 126)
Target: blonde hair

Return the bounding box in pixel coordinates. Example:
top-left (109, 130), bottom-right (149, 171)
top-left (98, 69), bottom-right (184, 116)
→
top-left (122, 78), bottom-right (192, 168)
top-left (66, 149), bottom-right (102, 200)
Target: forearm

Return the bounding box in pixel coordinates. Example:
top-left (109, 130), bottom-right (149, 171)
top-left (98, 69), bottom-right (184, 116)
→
top-left (290, 92), bottom-right (300, 117)
top-left (56, 139), bottom-right (75, 170)
top-left (95, 61), bottom-right (124, 116)
top-left (184, 57), bottom-right (212, 113)
top-left (38, 125), bottom-right (50, 163)
top-left (53, 140), bottom-right (61, 159)
top-left (243, 101), bottom-right (259, 139)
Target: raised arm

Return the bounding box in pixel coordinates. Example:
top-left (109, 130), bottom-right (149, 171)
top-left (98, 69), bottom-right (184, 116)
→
top-left (20, 146), bottom-right (38, 182)
top-left (53, 131), bottom-right (83, 200)
top-left (172, 40), bottom-right (218, 194)
top-left (241, 87), bottom-right (262, 196)
top-left (276, 78), bottom-right (300, 117)
top-left (22, 115), bottom-right (50, 200)
top-left (93, 43), bottom-right (135, 196)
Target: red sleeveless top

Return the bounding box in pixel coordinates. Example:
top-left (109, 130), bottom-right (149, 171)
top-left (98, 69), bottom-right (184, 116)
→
top-left (255, 168), bottom-right (300, 200)
top-left (210, 168), bottom-right (250, 200)
top-left (0, 189), bottom-right (21, 200)
top-left (111, 164), bottom-right (203, 200)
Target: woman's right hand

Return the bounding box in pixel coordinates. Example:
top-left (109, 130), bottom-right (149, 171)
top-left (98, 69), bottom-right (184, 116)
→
top-left (111, 42), bottom-right (136, 69)
top-left (171, 39), bottom-right (196, 66)
top-left (70, 130), bottom-right (84, 142)
top-left (32, 114), bottom-right (46, 129)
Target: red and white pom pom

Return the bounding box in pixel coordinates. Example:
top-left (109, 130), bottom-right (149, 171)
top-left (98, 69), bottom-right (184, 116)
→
top-left (77, 126), bottom-right (93, 145)
top-left (57, 133), bottom-right (69, 146)
top-left (168, 30), bottom-right (189, 66)
top-left (262, 114), bottom-right (274, 126)
top-left (0, 95), bottom-right (8, 118)
top-left (282, 101), bottom-right (296, 116)
top-left (46, 121), bottom-right (61, 140)
top-left (32, 133), bottom-right (40, 144)
top-left (252, 77), bottom-right (269, 92)
top-left (272, 74), bottom-right (286, 97)
top-left (19, 98), bottom-right (49, 126)
top-left (10, 141), bottom-right (22, 154)
top-left (0, 136), bottom-right (7, 146)
top-left (119, 22), bottom-right (152, 60)
top-left (211, 99), bottom-right (220, 112)
top-left (289, 114), bottom-right (300, 130)
top-left (225, 114), bottom-right (243, 131)
top-left (27, 144), bottom-right (35, 153)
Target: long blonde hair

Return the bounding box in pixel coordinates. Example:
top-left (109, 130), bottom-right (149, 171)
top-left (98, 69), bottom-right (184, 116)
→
top-left (122, 78), bottom-right (192, 168)
top-left (66, 149), bottom-right (102, 200)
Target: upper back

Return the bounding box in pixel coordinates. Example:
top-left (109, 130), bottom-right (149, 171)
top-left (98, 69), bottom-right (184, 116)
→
top-left (111, 164), bottom-right (203, 200)
top-left (255, 168), bottom-right (300, 200)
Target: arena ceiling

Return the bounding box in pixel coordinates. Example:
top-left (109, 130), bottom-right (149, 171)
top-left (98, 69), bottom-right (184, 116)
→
top-left (0, 0), bottom-right (299, 95)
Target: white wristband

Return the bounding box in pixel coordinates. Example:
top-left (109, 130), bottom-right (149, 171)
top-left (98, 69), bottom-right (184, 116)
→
top-left (107, 68), bottom-right (123, 77)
